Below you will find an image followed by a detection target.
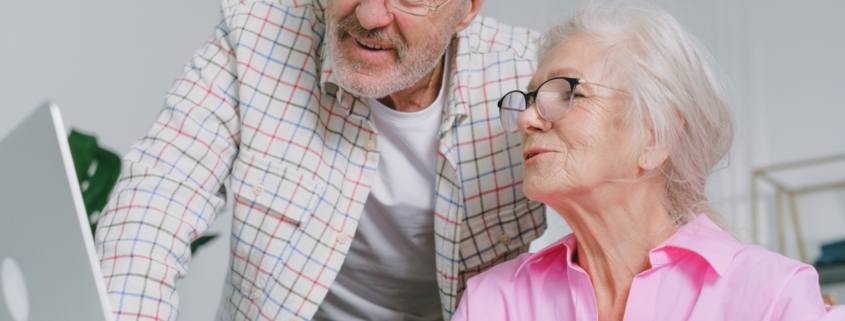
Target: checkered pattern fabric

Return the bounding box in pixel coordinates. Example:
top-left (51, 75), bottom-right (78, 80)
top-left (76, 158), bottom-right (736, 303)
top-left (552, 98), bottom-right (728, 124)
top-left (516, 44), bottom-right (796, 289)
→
top-left (95, 0), bottom-right (545, 320)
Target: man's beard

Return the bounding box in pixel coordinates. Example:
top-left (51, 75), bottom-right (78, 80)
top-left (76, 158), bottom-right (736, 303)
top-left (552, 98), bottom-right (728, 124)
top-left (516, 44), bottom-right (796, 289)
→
top-left (325, 13), bottom-right (458, 98)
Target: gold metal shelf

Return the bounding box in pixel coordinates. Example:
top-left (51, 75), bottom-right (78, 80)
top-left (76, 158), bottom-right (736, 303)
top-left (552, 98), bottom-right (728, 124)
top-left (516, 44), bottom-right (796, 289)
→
top-left (751, 152), bottom-right (845, 264)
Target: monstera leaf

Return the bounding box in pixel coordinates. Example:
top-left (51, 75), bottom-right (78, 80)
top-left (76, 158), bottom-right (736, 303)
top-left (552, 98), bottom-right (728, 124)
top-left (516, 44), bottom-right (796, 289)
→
top-left (68, 129), bottom-right (217, 255)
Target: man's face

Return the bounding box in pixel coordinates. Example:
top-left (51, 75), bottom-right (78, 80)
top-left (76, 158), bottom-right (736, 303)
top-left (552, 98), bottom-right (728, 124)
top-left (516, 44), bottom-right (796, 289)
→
top-left (326, 0), bottom-right (465, 98)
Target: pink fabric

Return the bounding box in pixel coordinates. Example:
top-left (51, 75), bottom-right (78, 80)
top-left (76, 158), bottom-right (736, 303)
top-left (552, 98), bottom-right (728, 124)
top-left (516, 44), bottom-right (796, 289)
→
top-left (454, 214), bottom-right (845, 320)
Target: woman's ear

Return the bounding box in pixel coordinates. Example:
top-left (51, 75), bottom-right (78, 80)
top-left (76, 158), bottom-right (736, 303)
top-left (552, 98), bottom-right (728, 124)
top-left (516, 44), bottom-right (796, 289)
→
top-left (638, 130), bottom-right (670, 171)
top-left (639, 110), bottom-right (684, 171)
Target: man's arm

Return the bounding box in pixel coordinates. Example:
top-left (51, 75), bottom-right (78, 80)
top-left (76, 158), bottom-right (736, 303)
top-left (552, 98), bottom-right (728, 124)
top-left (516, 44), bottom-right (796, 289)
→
top-left (94, 3), bottom-right (242, 320)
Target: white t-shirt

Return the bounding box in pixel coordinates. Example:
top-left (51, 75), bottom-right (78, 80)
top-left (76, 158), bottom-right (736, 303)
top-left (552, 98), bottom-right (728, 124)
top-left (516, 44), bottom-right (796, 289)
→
top-left (312, 73), bottom-right (447, 321)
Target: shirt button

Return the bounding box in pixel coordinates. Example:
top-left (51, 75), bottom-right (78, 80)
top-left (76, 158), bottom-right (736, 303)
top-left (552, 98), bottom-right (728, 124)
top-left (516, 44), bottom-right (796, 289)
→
top-left (500, 233), bottom-right (512, 245)
top-left (365, 139), bottom-right (376, 151)
top-left (253, 184), bottom-right (265, 196)
top-left (336, 233), bottom-right (350, 244)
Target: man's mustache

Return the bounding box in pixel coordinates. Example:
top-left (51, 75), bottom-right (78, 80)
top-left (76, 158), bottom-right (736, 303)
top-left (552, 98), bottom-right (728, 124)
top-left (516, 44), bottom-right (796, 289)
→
top-left (333, 15), bottom-right (408, 59)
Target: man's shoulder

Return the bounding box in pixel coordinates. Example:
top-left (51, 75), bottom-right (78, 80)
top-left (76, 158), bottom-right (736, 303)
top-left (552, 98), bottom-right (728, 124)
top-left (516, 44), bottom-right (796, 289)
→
top-left (219, 0), bottom-right (326, 22)
top-left (221, 0), bottom-right (325, 10)
top-left (458, 15), bottom-right (541, 59)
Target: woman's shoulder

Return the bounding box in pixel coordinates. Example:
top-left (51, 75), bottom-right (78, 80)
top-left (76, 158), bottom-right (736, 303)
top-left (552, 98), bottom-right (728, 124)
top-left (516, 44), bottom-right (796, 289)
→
top-left (455, 253), bottom-right (532, 321)
top-left (468, 235), bottom-right (576, 290)
top-left (730, 243), bottom-right (810, 276)
top-left (717, 243), bottom-right (822, 304)
top-left (456, 246), bottom-right (574, 321)
top-left (727, 244), bottom-right (844, 319)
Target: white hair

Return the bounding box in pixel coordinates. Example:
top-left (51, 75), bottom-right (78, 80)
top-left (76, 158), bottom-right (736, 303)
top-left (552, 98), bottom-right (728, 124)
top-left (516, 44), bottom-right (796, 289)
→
top-left (540, 5), bottom-right (735, 226)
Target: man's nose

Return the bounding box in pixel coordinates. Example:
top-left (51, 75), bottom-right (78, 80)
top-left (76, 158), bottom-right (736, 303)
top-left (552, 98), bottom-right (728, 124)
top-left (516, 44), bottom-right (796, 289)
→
top-left (517, 104), bottom-right (553, 134)
top-left (356, 0), bottom-right (395, 30)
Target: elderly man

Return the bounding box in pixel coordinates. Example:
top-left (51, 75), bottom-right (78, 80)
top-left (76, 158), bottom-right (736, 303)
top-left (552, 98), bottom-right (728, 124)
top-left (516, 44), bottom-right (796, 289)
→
top-left (95, 0), bottom-right (544, 320)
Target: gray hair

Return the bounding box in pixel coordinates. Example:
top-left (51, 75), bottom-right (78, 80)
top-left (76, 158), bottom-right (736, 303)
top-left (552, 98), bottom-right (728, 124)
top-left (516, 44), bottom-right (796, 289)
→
top-left (539, 5), bottom-right (735, 226)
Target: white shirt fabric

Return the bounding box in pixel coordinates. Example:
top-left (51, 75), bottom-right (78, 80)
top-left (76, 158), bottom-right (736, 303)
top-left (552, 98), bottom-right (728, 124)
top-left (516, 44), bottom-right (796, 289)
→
top-left (312, 70), bottom-right (447, 321)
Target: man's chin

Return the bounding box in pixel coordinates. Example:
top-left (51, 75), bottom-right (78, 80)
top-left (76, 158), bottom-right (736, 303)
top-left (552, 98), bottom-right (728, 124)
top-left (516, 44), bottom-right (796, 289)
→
top-left (343, 84), bottom-right (397, 99)
top-left (333, 65), bottom-right (414, 98)
top-left (329, 43), bottom-right (436, 98)
top-left (334, 73), bottom-right (394, 98)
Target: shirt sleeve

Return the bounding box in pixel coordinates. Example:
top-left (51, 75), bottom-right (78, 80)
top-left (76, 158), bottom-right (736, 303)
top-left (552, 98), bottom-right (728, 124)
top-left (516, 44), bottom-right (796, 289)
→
top-left (770, 265), bottom-right (844, 321)
top-left (94, 1), bottom-right (244, 320)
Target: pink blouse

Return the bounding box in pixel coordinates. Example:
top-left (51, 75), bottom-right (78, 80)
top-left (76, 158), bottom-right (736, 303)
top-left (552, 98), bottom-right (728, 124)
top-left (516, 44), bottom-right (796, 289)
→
top-left (454, 214), bottom-right (845, 320)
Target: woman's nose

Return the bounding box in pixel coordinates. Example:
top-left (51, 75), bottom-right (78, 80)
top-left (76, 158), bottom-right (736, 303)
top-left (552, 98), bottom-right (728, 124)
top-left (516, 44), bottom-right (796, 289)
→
top-left (517, 103), bottom-right (553, 134)
top-left (356, 0), bottom-right (395, 30)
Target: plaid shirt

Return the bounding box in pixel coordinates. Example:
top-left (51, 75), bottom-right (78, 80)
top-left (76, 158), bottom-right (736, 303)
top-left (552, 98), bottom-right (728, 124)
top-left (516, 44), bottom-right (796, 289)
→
top-left (96, 0), bottom-right (545, 320)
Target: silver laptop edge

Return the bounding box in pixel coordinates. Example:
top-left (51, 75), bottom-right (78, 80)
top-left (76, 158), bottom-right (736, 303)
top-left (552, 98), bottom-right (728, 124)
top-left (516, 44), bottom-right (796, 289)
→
top-left (0, 102), bottom-right (114, 321)
top-left (48, 104), bottom-right (114, 321)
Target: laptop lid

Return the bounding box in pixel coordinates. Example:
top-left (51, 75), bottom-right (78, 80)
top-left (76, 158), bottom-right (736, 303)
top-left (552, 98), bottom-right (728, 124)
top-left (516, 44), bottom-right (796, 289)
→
top-left (0, 102), bottom-right (113, 321)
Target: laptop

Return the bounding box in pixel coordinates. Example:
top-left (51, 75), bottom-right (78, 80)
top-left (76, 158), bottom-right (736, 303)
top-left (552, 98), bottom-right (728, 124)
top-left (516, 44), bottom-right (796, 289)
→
top-left (0, 102), bottom-right (113, 321)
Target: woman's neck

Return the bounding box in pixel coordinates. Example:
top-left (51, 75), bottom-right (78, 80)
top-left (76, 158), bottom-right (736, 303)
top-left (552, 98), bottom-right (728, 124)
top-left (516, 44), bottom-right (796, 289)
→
top-left (550, 179), bottom-right (679, 320)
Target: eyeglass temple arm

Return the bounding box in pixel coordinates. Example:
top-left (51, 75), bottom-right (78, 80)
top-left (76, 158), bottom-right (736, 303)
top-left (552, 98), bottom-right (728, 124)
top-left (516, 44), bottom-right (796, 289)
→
top-left (431, 0), bottom-right (454, 11)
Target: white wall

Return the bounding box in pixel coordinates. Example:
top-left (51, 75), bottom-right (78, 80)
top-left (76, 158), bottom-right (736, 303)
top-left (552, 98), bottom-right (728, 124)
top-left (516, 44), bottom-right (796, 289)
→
top-left (0, 0), bottom-right (220, 151)
top-left (0, 1), bottom-right (227, 319)
top-left (3, 0), bottom-right (845, 319)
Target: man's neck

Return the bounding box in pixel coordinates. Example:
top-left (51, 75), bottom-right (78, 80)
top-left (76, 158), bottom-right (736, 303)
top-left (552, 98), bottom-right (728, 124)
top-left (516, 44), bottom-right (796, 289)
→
top-left (377, 57), bottom-right (444, 113)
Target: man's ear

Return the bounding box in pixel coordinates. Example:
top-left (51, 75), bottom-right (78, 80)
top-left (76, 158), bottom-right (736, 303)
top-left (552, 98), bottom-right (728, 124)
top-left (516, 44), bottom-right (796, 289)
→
top-left (454, 0), bottom-right (485, 33)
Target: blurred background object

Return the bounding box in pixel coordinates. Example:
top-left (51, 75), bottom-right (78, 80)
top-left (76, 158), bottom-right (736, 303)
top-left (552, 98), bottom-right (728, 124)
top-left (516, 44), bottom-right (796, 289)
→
top-left (824, 292), bottom-right (838, 306)
top-left (750, 153), bottom-right (845, 286)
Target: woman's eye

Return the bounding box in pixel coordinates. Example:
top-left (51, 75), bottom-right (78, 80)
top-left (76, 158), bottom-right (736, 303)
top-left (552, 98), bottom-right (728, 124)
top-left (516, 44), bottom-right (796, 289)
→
top-left (557, 93), bottom-right (572, 102)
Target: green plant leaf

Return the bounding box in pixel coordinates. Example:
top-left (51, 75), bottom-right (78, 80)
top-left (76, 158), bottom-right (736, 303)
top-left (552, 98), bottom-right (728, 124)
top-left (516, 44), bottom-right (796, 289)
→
top-left (191, 234), bottom-right (219, 255)
top-left (67, 130), bottom-right (120, 216)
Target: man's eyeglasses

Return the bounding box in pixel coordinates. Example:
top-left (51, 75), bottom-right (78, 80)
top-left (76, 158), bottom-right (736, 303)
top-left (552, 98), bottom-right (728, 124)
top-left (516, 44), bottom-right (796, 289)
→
top-left (497, 77), bottom-right (624, 133)
top-left (389, 0), bottom-right (455, 17)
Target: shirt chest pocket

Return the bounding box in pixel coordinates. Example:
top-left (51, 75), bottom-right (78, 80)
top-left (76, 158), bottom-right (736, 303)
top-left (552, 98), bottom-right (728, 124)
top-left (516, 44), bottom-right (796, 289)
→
top-left (459, 209), bottom-right (530, 269)
top-left (231, 150), bottom-right (321, 231)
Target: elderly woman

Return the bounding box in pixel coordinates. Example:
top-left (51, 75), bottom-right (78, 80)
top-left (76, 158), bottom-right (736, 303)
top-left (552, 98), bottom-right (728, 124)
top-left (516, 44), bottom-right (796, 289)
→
top-left (453, 5), bottom-right (844, 321)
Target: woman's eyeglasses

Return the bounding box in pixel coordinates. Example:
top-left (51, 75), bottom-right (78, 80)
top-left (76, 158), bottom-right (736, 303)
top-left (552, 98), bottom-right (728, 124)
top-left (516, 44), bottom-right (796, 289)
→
top-left (497, 77), bottom-right (623, 133)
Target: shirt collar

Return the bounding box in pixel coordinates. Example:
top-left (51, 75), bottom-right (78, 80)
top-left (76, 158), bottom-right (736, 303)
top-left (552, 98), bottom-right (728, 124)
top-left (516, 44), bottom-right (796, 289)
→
top-left (318, 44), bottom-right (339, 97)
top-left (514, 214), bottom-right (742, 278)
top-left (514, 233), bottom-right (578, 278)
top-left (650, 213), bottom-right (742, 277)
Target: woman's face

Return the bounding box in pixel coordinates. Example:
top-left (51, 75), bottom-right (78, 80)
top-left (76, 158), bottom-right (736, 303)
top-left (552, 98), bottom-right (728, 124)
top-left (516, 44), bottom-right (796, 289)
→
top-left (518, 34), bottom-right (639, 205)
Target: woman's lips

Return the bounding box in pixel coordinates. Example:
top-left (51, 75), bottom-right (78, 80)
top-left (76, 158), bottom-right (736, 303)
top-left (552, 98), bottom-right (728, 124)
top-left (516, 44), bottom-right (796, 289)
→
top-left (523, 148), bottom-right (551, 162)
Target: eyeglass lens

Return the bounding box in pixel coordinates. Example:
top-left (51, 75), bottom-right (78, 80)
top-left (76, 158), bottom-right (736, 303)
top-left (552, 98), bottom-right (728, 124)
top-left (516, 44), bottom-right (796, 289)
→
top-left (389, 0), bottom-right (432, 16)
top-left (499, 78), bottom-right (575, 132)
